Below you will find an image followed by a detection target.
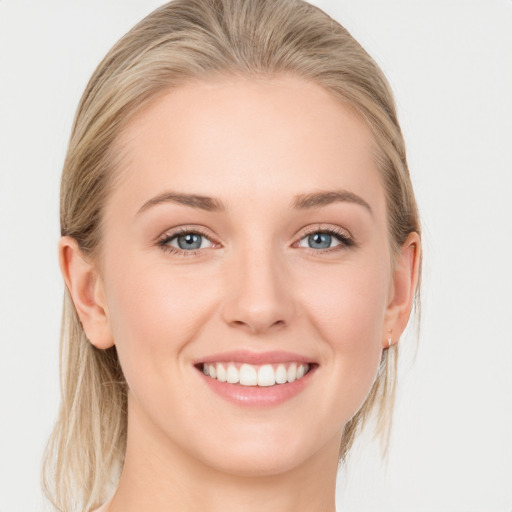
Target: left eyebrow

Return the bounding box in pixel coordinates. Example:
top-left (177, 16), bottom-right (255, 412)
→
top-left (291, 190), bottom-right (373, 216)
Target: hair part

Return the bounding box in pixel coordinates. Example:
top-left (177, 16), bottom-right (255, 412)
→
top-left (43, 1), bottom-right (421, 510)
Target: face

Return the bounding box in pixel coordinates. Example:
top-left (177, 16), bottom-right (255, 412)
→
top-left (96, 75), bottom-right (395, 476)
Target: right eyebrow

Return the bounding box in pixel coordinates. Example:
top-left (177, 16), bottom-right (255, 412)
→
top-left (136, 191), bottom-right (226, 216)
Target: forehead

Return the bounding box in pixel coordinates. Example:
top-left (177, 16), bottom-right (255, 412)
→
top-left (111, 75), bottom-right (386, 219)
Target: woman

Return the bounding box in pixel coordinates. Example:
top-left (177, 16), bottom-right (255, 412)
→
top-left (42, 0), bottom-right (421, 511)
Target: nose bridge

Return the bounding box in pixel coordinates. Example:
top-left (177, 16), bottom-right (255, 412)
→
top-left (221, 235), bottom-right (294, 334)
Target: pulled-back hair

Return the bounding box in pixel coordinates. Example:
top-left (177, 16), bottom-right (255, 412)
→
top-left (42, 1), bottom-right (421, 510)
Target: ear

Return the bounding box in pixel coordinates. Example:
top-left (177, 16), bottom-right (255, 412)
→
top-left (58, 236), bottom-right (114, 349)
top-left (383, 232), bottom-right (421, 348)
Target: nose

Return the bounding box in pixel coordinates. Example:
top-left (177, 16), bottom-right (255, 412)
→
top-left (220, 245), bottom-right (295, 335)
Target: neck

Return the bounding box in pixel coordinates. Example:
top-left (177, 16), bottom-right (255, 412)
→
top-left (107, 399), bottom-right (340, 512)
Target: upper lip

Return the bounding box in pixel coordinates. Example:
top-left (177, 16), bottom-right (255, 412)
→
top-left (194, 350), bottom-right (316, 366)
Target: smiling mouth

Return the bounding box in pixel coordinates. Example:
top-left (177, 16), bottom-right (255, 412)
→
top-left (196, 362), bottom-right (316, 387)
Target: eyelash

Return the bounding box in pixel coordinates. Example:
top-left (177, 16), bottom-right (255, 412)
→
top-left (157, 227), bottom-right (214, 256)
top-left (157, 225), bottom-right (355, 257)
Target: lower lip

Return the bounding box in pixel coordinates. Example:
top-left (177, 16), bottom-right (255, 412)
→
top-left (197, 365), bottom-right (317, 407)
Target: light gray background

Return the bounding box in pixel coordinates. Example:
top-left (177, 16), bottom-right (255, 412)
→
top-left (1, 1), bottom-right (511, 511)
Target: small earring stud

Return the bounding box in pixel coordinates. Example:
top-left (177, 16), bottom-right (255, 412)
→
top-left (387, 337), bottom-right (392, 349)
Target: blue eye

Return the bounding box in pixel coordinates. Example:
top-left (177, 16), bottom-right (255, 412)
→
top-left (298, 230), bottom-right (352, 250)
top-left (307, 233), bottom-right (334, 249)
top-left (176, 233), bottom-right (202, 250)
top-left (163, 232), bottom-right (213, 251)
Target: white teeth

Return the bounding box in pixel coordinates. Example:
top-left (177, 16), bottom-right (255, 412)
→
top-left (257, 364), bottom-right (275, 387)
top-left (216, 363), bottom-right (227, 382)
top-left (275, 364), bottom-right (287, 384)
top-left (239, 364), bottom-right (258, 386)
top-left (202, 362), bottom-right (311, 387)
top-left (287, 363), bottom-right (297, 383)
top-left (226, 364), bottom-right (239, 384)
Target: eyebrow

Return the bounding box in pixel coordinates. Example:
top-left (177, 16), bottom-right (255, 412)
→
top-left (136, 189), bottom-right (372, 216)
top-left (137, 192), bottom-right (226, 215)
top-left (291, 190), bottom-right (373, 215)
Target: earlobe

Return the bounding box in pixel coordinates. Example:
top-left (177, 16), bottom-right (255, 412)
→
top-left (383, 232), bottom-right (421, 348)
top-left (58, 236), bottom-right (114, 349)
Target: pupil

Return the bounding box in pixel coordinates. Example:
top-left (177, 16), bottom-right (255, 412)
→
top-left (178, 233), bottom-right (201, 249)
top-left (309, 233), bottom-right (331, 249)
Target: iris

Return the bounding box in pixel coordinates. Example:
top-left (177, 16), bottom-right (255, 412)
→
top-left (177, 233), bottom-right (203, 250)
top-left (308, 233), bottom-right (332, 249)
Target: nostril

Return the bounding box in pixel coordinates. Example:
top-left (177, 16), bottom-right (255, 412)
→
top-left (228, 318), bottom-right (287, 334)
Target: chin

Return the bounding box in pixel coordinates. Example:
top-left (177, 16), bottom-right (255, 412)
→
top-left (188, 428), bottom-right (319, 477)
top-left (204, 449), bottom-right (310, 478)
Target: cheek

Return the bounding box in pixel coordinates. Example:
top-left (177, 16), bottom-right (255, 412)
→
top-left (295, 259), bottom-right (389, 415)
top-left (102, 256), bottom-right (219, 385)
top-left (298, 257), bottom-right (389, 343)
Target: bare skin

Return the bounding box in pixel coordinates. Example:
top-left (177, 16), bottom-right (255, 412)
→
top-left (60, 75), bottom-right (420, 512)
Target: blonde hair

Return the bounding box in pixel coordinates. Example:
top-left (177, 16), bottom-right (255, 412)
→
top-left (42, 0), bottom-right (421, 510)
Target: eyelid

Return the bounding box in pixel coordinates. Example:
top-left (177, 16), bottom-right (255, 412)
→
top-left (156, 225), bottom-right (218, 243)
top-left (298, 224), bottom-right (353, 241)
